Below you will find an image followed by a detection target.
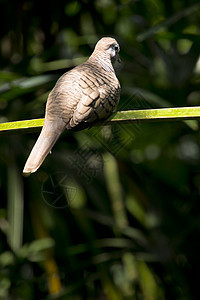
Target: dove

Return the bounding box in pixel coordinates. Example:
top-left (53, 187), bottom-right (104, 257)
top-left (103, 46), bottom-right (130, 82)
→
top-left (23, 37), bottom-right (121, 175)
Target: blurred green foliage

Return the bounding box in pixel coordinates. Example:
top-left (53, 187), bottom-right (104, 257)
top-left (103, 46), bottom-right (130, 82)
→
top-left (1, 0), bottom-right (200, 299)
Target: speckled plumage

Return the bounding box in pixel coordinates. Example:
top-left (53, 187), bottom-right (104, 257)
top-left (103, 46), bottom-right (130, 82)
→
top-left (23, 37), bottom-right (121, 175)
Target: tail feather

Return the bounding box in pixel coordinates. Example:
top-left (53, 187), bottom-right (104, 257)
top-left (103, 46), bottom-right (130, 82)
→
top-left (23, 118), bottom-right (66, 176)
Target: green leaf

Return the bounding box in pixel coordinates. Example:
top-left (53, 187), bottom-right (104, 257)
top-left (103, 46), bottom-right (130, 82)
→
top-left (1, 107), bottom-right (200, 135)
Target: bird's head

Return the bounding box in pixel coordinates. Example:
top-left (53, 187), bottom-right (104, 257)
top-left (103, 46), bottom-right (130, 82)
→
top-left (93, 37), bottom-right (121, 64)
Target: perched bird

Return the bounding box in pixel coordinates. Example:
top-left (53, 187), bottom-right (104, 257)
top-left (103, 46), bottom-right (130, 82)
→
top-left (23, 37), bottom-right (121, 175)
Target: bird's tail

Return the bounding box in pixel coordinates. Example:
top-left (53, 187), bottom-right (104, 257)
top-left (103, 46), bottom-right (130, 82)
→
top-left (23, 118), bottom-right (66, 176)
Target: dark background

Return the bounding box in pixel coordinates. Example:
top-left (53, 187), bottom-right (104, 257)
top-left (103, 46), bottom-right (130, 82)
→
top-left (1, 0), bottom-right (200, 299)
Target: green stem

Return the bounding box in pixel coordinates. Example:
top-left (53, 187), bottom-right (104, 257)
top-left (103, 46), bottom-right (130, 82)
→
top-left (0, 107), bottom-right (200, 135)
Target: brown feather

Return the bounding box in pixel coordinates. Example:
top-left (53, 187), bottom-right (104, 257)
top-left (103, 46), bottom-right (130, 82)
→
top-left (23, 37), bottom-right (120, 175)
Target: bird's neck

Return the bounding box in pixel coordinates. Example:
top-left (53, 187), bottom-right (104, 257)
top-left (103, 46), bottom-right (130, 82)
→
top-left (88, 51), bottom-right (115, 73)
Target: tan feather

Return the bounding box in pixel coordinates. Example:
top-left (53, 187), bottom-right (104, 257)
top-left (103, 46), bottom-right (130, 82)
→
top-left (23, 37), bottom-right (121, 175)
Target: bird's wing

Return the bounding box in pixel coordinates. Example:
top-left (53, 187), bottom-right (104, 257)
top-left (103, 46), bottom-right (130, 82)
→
top-left (67, 70), bottom-right (120, 131)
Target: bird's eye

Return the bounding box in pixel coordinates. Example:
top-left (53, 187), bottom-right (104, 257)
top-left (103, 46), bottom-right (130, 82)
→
top-left (113, 44), bottom-right (119, 51)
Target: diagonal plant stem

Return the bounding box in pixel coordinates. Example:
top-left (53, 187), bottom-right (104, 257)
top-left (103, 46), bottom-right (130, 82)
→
top-left (137, 2), bottom-right (200, 42)
top-left (0, 106), bottom-right (200, 135)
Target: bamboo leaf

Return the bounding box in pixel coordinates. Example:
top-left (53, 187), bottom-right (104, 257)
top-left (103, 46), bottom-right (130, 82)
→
top-left (7, 163), bottom-right (24, 252)
top-left (0, 118), bottom-right (44, 135)
top-left (1, 107), bottom-right (200, 135)
top-left (103, 152), bottom-right (128, 229)
top-left (110, 106), bottom-right (200, 123)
